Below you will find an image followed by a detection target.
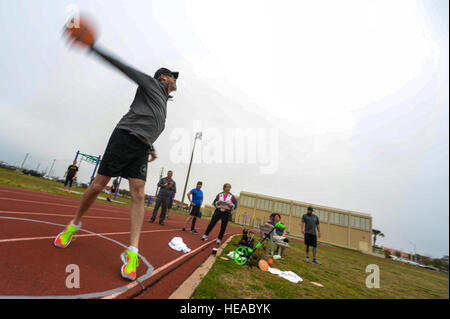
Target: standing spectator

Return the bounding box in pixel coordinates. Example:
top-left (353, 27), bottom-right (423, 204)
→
top-left (201, 183), bottom-right (237, 246)
top-left (182, 181), bottom-right (204, 234)
top-left (107, 177), bottom-right (120, 202)
top-left (62, 160), bottom-right (79, 193)
top-left (149, 170), bottom-right (176, 225)
top-left (302, 207), bottom-right (321, 265)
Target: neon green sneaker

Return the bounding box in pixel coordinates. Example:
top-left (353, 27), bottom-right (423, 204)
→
top-left (120, 249), bottom-right (140, 281)
top-left (54, 223), bottom-right (80, 248)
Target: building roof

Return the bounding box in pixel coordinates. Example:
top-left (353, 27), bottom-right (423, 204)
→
top-left (239, 190), bottom-right (372, 218)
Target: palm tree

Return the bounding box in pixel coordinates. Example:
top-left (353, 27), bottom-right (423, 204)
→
top-left (372, 229), bottom-right (385, 252)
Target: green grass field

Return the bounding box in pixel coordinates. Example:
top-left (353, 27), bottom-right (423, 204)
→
top-left (0, 167), bottom-right (133, 206)
top-left (192, 235), bottom-right (449, 299)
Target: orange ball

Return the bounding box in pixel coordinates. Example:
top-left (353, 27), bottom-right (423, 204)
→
top-left (65, 17), bottom-right (97, 47)
top-left (267, 258), bottom-right (274, 266)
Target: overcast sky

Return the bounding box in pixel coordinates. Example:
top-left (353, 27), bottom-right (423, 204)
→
top-left (0, 0), bottom-right (448, 258)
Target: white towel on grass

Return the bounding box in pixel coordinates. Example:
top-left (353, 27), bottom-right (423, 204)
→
top-left (267, 267), bottom-right (282, 275)
top-left (168, 237), bottom-right (191, 253)
top-left (268, 267), bottom-right (303, 283)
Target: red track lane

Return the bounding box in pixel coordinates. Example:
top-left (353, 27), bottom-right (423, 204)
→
top-left (0, 185), bottom-right (242, 298)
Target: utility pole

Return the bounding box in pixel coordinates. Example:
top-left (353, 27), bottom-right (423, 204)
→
top-left (155, 167), bottom-right (164, 197)
top-left (47, 159), bottom-right (56, 178)
top-left (410, 242), bottom-right (417, 263)
top-left (20, 153), bottom-right (29, 170)
top-left (181, 132), bottom-right (202, 206)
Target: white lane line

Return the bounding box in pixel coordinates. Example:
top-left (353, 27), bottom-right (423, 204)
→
top-left (0, 197), bottom-right (128, 214)
top-left (0, 228), bottom-right (180, 243)
top-left (0, 210), bottom-right (130, 221)
top-left (102, 242), bottom-right (213, 299)
top-left (102, 231), bottom-right (236, 299)
top-left (0, 188), bottom-right (130, 212)
top-left (0, 210), bottom-right (188, 244)
top-left (0, 213), bottom-right (239, 299)
top-left (0, 216), bottom-right (154, 299)
top-left (0, 210), bottom-right (187, 227)
top-left (0, 187), bottom-right (129, 204)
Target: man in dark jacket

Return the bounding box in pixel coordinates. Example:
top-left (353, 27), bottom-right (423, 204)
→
top-left (150, 170), bottom-right (176, 225)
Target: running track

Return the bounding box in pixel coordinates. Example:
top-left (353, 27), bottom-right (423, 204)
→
top-left (0, 185), bottom-right (242, 299)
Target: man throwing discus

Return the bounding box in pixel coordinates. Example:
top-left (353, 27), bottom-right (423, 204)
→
top-left (54, 16), bottom-right (179, 281)
top-left (150, 170), bottom-right (177, 225)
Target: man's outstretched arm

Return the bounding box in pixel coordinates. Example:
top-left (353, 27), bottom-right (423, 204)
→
top-left (89, 44), bottom-right (156, 88)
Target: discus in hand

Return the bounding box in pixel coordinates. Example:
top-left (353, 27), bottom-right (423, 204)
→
top-left (63, 15), bottom-right (98, 48)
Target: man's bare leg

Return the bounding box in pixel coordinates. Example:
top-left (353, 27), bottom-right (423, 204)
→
top-left (72, 174), bottom-right (111, 225)
top-left (128, 178), bottom-right (146, 248)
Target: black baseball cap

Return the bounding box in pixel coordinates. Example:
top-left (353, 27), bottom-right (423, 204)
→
top-left (154, 68), bottom-right (179, 80)
top-left (307, 206), bottom-right (314, 212)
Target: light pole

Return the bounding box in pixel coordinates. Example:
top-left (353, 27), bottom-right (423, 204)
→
top-left (20, 153), bottom-right (29, 170)
top-left (155, 167), bottom-right (164, 197)
top-left (147, 167), bottom-right (164, 208)
top-left (410, 242), bottom-right (417, 263)
top-left (47, 159), bottom-right (56, 178)
top-left (181, 132), bottom-right (202, 207)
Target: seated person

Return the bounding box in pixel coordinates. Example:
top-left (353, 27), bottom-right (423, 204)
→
top-left (264, 213), bottom-right (289, 256)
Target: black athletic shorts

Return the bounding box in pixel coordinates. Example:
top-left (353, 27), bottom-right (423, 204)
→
top-left (98, 129), bottom-right (150, 181)
top-left (304, 233), bottom-right (317, 247)
top-left (189, 205), bottom-right (201, 217)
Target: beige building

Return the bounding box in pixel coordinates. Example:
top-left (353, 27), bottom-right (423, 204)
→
top-left (202, 204), bottom-right (216, 217)
top-left (234, 191), bottom-right (373, 252)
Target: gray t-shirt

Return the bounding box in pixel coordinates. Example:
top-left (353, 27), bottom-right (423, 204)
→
top-left (302, 213), bottom-right (320, 235)
top-left (90, 44), bottom-right (170, 150)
